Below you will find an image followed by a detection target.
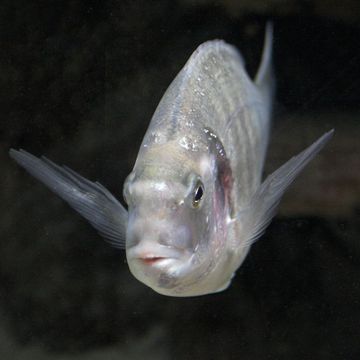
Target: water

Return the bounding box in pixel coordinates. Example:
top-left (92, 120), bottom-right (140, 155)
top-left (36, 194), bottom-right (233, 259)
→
top-left (1, 1), bottom-right (359, 359)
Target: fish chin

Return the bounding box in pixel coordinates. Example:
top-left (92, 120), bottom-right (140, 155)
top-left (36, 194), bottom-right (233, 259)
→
top-left (127, 255), bottom-right (191, 292)
top-left (127, 249), bottom-right (231, 297)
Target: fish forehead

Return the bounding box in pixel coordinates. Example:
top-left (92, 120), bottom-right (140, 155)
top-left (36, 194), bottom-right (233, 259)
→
top-left (134, 138), bottom-right (209, 180)
top-left (130, 178), bottom-right (186, 206)
top-left (128, 136), bottom-right (222, 213)
top-left (142, 40), bottom-right (257, 143)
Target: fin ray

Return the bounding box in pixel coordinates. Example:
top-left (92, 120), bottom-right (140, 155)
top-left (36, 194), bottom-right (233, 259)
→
top-left (255, 22), bottom-right (273, 87)
top-left (9, 149), bottom-right (127, 249)
top-left (254, 21), bottom-right (274, 131)
top-left (239, 129), bottom-right (334, 248)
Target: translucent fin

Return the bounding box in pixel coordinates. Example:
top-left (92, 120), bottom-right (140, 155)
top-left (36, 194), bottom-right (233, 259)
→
top-left (9, 149), bottom-right (128, 249)
top-left (239, 129), bottom-right (334, 248)
top-left (254, 22), bottom-right (274, 115)
top-left (255, 22), bottom-right (273, 86)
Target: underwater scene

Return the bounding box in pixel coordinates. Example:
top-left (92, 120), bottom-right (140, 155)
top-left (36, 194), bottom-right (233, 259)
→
top-left (1, 1), bottom-right (359, 359)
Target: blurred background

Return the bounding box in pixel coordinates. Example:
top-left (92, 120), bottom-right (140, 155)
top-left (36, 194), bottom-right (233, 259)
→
top-left (1, 0), bottom-right (359, 359)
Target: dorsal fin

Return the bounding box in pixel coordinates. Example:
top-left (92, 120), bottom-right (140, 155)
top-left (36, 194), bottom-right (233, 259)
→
top-left (255, 22), bottom-right (274, 109)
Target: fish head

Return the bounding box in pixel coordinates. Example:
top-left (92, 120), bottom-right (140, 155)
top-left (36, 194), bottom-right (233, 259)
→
top-left (124, 135), bottom-right (234, 296)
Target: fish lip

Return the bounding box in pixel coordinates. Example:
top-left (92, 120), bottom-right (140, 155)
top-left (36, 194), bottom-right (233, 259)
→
top-left (137, 256), bottom-right (173, 266)
top-left (127, 245), bottom-right (183, 262)
top-left (127, 247), bottom-right (183, 269)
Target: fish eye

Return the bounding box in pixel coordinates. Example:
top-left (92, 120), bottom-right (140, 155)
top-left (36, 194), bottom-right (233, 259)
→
top-left (192, 180), bottom-right (204, 208)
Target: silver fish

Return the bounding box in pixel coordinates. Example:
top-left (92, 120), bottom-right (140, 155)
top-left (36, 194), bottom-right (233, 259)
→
top-left (10, 24), bottom-right (333, 297)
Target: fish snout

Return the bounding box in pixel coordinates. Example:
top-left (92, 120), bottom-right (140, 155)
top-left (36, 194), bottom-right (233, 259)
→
top-left (126, 236), bottom-right (184, 270)
top-left (127, 216), bottom-right (193, 251)
top-left (158, 224), bottom-right (192, 251)
top-left (126, 221), bottom-right (193, 265)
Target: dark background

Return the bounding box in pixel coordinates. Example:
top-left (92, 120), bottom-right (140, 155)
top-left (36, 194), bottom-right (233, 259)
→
top-left (1, 1), bottom-right (359, 359)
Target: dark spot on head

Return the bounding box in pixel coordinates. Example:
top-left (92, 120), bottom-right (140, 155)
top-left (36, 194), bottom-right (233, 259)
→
top-left (158, 272), bottom-right (177, 288)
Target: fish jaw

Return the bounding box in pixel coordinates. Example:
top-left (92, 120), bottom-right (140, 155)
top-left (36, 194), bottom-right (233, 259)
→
top-left (125, 204), bottom-right (196, 293)
top-left (125, 219), bottom-right (240, 297)
top-left (126, 241), bottom-right (192, 293)
top-left (126, 246), bottom-right (240, 297)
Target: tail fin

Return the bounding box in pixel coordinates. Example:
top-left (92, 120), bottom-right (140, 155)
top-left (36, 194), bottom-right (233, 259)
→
top-left (255, 22), bottom-right (274, 113)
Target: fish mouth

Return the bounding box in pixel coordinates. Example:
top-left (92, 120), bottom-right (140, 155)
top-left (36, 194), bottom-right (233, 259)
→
top-left (130, 253), bottom-right (183, 272)
top-left (138, 256), bottom-right (169, 266)
top-left (127, 245), bottom-right (182, 266)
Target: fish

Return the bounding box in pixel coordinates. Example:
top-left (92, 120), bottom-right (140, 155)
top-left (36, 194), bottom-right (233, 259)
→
top-left (9, 23), bottom-right (333, 297)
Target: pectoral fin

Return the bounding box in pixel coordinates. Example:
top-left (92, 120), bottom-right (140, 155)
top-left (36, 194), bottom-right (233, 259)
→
top-left (240, 129), bottom-right (334, 248)
top-left (9, 149), bottom-right (128, 249)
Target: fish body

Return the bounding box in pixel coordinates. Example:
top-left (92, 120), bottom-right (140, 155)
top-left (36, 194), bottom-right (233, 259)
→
top-left (10, 24), bottom-right (333, 297)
